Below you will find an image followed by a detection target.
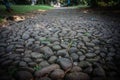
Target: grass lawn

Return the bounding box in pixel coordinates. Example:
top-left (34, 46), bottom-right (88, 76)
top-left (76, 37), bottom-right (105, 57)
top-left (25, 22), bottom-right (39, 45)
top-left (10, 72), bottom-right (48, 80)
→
top-left (0, 5), bottom-right (53, 22)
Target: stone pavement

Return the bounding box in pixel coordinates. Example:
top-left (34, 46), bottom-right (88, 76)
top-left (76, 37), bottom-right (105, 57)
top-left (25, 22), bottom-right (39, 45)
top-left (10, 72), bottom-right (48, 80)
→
top-left (0, 8), bottom-right (120, 80)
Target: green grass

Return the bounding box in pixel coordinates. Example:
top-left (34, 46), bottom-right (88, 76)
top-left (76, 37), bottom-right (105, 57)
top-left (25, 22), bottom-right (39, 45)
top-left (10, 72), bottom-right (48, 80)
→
top-left (0, 5), bottom-right (53, 23)
top-left (0, 5), bottom-right (53, 14)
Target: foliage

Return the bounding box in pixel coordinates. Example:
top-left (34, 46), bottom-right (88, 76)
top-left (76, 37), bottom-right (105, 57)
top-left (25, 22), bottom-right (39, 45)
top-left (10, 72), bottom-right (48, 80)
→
top-left (97, 0), bottom-right (118, 7)
top-left (34, 65), bottom-right (41, 71)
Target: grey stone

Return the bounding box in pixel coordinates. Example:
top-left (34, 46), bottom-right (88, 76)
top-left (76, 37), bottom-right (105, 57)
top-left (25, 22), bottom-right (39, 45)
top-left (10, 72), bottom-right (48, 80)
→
top-left (41, 46), bottom-right (54, 58)
top-left (22, 33), bottom-right (30, 40)
top-left (31, 52), bottom-right (43, 59)
top-left (100, 53), bottom-right (106, 58)
top-left (86, 56), bottom-right (100, 62)
top-left (9, 54), bottom-right (20, 60)
top-left (35, 64), bottom-right (60, 77)
top-left (48, 56), bottom-right (57, 64)
top-left (78, 61), bottom-right (92, 68)
top-left (15, 44), bottom-right (24, 49)
top-left (27, 38), bottom-right (35, 42)
top-left (85, 42), bottom-right (95, 47)
top-left (65, 72), bottom-right (90, 80)
top-left (79, 55), bottom-right (86, 61)
top-left (28, 62), bottom-right (37, 67)
top-left (0, 43), bottom-right (7, 47)
top-left (39, 61), bottom-right (50, 68)
top-left (61, 44), bottom-right (68, 48)
top-left (77, 51), bottom-right (83, 56)
top-left (52, 45), bottom-right (62, 50)
top-left (19, 67), bottom-right (35, 73)
top-left (23, 58), bottom-right (32, 62)
top-left (69, 47), bottom-right (78, 54)
top-left (71, 53), bottom-right (79, 61)
top-left (85, 53), bottom-right (96, 58)
top-left (19, 61), bottom-right (28, 67)
top-left (57, 49), bottom-right (68, 57)
top-left (39, 77), bottom-right (51, 80)
top-left (1, 60), bottom-right (13, 66)
top-left (82, 36), bottom-right (90, 42)
top-left (70, 66), bottom-right (82, 72)
top-left (93, 66), bottom-right (106, 77)
top-left (25, 41), bottom-right (33, 47)
top-left (49, 37), bottom-right (59, 42)
top-left (16, 49), bottom-right (24, 53)
top-left (57, 58), bottom-right (72, 71)
top-left (84, 66), bottom-right (93, 74)
top-left (35, 59), bottom-right (43, 63)
top-left (14, 71), bottom-right (33, 80)
top-left (50, 69), bottom-right (65, 80)
top-left (6, 45), bottom-right (14, 52)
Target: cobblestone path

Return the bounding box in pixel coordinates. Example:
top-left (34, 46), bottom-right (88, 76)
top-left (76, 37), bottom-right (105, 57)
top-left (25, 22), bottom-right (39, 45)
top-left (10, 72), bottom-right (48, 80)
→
top-left (0, 8), bottom-right (120, 80)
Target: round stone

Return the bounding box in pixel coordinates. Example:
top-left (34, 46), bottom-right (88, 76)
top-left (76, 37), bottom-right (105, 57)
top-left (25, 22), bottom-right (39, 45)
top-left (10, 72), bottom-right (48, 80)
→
top-left (69, 47), bottom-right (78, 54)
top-left (52, 45), bottom-right (62, 50)
top-left (50, 69), bottom-right (65, 80)
top-left (14, 71), bottom-right (33, 80)
top-left (79, 55), bottom-right (86, 61)
top-left (65, 72), bottom-right (90, 80)
top-left (48, 56), bottom-right (57, 64)
top-left (28, 62), bottom-right (37, 67)
top-left (31, 52), bottom-right (43, 59)
top-left (22, 33), bottom-right (30, 40)
top-left (57, 58), bottom-right (72, 71)
top-left (85, 53), bottom-right (96, 58)
top-left (39, 61), bottom-right (50, 68)
top-left (70, 53), bottom-right (79, 61)
top-left (78, 61), bottom-right (92, 68)
top-left (56, 49), bottom-right (68, 57)
top-left (19, 61), bottom-right (28, 67)
top-left (41, 46), bottom-right (54, 58)
top-left (23, 58), bottom-right (32, 62)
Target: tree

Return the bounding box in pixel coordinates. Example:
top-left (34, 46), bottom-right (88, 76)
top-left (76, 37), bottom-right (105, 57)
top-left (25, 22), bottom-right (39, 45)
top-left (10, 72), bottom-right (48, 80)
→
top-left (2, 0), bottom-right (13, 12)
